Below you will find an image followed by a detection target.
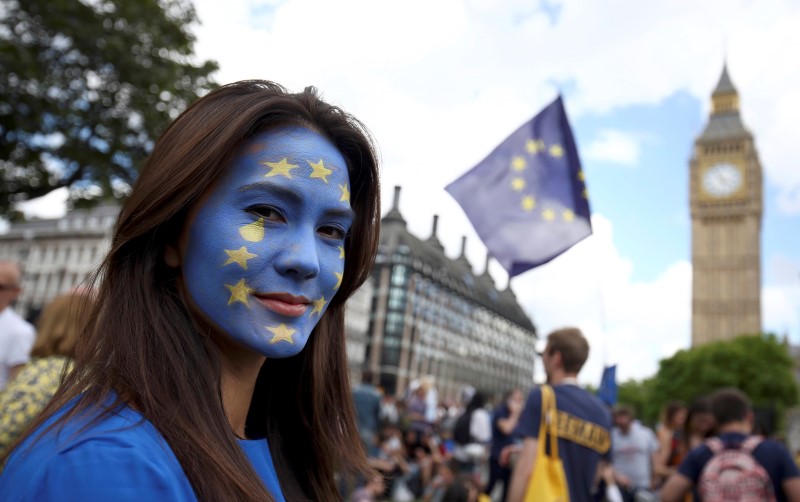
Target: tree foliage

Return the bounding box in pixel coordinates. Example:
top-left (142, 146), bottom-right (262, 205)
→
top-left (0, 0), bottom-right (217, 212)
top-left (658, 335), bottom-right (797, 420)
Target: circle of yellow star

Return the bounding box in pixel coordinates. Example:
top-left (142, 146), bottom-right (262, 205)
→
top-left (308, 159), bottom-right (333, 183)
top-left (263, 158), bottom-right (299, 178)
top-left (511, 156), bottom-right (527, 171)
top-left (521, 196), bottom-right (536, 212)
top-left (334, 271), bottom-right (343, 289)
top-left (563, 209), bottom-right (575, 222)
top-left (310, 296), bottom-right (327, 316)
top-left (549, 144), bottom-right (564, 158)
top-left (338, 246), bottom-right (345, 259)
top-left (225, 279), bottom-right (253, 306)
top-left (339, 184), bottom-right (350, 203)
top-left (267, 323), bottom-right (296, 344)
top-left (542, 208), bottom-right (556, 221)
top-left (511, 177), bottom-right (526, 192)
top-left (223, 246), bottom-right (257, 269)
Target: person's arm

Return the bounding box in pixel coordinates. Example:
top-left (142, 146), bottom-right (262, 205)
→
top-left (497, 400), bottom-right (524, 435)
top-left (507, 437), bottom-right (538, 502)
top-left (659, 473), bottom-right (693, 502)
top-left (782, 478), bottom-right (800, 502)
top-left (654, 426), bottom-right (675, 478)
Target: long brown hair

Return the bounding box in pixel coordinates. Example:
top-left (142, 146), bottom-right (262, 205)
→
top-left (4, 81), bottom-right (381, 501)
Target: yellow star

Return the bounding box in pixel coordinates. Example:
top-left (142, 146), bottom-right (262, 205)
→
top-left (308, 159), bottom-right (333, 183)
top-left (239, 218), bottom-right (265, 242)
top-left (334, 271), bottom-right (343, 289)
top-left (225, 279), bottom-right (253, 306)
top-left (521, 196), bottom-right (536, 212)
top-left (549, 144), bottom-right (564, 158)
top-left (511, 156), bottom-right (527, 171)
top-left (525, 139), bottom-right (543, 154)
top-left (542, 208), bottom-right (556, 221)
top-left (511, 177), bottom-right (526, 192)
top-left (338, 246), bottom-right (345, 259)
top-left (223, 246), bottom-right (257, 269)
top-left (263, 158), bottom-right (299, 178)
top-left (310, 296), bottom-right (326, 316)
top-left (339, 183), bottom-right (350, 203)
top-left (267, 323), bottom-right (295, 344)
top-left (577, 170), bottom-right (585, 181)
top-left (563, 209), bottom-right (575, 222)
top-left (583, 188), bottom-right (589, 199)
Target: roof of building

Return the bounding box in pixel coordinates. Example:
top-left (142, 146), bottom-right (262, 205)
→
top-left (377, 187), bottom-right (536, 334)
top-left (713, 63), bottom-right (737, 95)
top-left (0, 204), bottom-right (120, 240)
top-left (698, 64), bottom-right (751, 143)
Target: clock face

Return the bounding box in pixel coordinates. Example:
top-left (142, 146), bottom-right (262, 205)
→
top-left (702, 163), bottom-right (743, 198)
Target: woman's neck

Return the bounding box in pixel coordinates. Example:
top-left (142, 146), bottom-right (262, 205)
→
top-left (217, 339), bottom-right (266, 439)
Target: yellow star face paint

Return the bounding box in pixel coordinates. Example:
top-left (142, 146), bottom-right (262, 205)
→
top-left (180, 127), bottom-right (353, 358)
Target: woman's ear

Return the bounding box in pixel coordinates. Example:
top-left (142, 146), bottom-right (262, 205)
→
top-left (164, 244), bottom-right (180, 268)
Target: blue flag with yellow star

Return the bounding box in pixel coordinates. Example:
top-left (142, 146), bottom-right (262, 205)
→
top-left (445, 95), bottom-right (591, 277)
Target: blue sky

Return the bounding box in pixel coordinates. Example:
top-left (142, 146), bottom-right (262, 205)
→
top-left (13, 0), bottom-right (800, 383)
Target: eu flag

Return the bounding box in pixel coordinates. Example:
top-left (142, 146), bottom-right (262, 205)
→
top-left (445, 96), bottom-right (591, 277)
top-left (597, 365), bottom-right (617, 407)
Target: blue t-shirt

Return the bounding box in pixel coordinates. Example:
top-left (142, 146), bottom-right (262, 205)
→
top-left (677, 432), bottom-right (800, 502)
top-left (490, 402), bottom-right (514, 458)
top-left (515, 384), bottom-right (612, 502)
top-left (0, 399), bottom-right (286, 501)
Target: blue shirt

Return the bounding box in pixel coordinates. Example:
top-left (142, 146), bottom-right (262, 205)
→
top-left (515, 384), bottom-right (612, 502)
top-left (490, 402), bottom-right (514, 458)
top-left (678, 432), bottom-right (800, 502)
top-left (0, 399), bottom-right (286, 501)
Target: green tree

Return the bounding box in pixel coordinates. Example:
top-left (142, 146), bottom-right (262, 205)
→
top-left (650, 334), bottom-right (798, 422)
top-left (617, 377), bottom-right (660, 426)
top-left (0, 0), bottom-right (217, 212)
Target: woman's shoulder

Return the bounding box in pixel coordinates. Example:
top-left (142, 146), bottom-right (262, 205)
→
top-left (0, 398), bottom-right (195, 501)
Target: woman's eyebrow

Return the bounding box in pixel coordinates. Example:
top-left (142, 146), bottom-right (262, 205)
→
top-left (239, 180), bottom-right (302, 205)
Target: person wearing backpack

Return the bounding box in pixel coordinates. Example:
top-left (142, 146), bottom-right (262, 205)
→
top-left (453, 391), bottom-right (492, 483)
top-left (661, 387), bottom-right (800, 502)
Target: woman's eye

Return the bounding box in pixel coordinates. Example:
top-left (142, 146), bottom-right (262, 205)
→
top-left (319, 225), bottom-right (346, 240)
top-left (248, 205), bottom-right (284, 222)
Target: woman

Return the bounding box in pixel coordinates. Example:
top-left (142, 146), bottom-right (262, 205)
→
top-left (0, 81), bottom-right (381, 501)
top-left (655, 400), bottom-right (687, 484)
top-left (0, 291), bottom-right (92, 453)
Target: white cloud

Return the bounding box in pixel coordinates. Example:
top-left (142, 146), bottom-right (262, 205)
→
top-left (16, 187), bottom-right (68, 219)
top-left (584, 129), bottom-right (641, 167)
top-left (510, 214), bottom-right (692, 384)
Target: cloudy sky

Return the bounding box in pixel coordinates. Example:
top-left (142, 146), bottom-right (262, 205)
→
top-left (18, 0), bottom-right (800, 384)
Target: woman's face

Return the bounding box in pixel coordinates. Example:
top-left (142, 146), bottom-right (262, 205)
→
top-left (180, 126), bottom-right (353, 358)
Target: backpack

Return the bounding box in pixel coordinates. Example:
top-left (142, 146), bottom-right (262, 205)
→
top-left (453, 410), bottom-right (473, 445)
top-left (698, 436), bottom-right (776, 502)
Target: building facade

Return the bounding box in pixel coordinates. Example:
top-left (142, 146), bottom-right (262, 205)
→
top-left (367, 187), bottom-right (538, 399)
top-left (690, 65), bottom-right (763, 346)
top-left (0, 204), bottom-right (118, 320)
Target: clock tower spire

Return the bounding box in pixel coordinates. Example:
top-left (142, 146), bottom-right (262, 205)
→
top-left (690, 64), bottom-right (763, 346)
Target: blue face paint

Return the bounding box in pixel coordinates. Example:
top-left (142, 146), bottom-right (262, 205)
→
top-left (181, 127), bottom-right (353, 358)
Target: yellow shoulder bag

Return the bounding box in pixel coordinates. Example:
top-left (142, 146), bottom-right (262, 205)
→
top-left (523, 384), bottom-right (569, 502)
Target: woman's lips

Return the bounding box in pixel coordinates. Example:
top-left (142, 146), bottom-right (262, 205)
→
top-left (255, 293), bottom-right (310, 317)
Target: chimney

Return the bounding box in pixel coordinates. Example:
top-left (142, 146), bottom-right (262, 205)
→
top-left (460, 236), bottom-right (467, 257)
top-left (392, 185), bottom-right (401, 211)
top-left (430, 214), bottom-right (439, 238)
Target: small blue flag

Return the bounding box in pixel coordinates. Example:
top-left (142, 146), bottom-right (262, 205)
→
top-left (598, 365), bottom-right (617, 407)
top-left (445, 96), bottom-right (591, 277)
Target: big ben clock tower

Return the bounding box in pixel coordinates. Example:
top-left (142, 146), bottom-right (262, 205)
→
top-left (690, 64), bottom-right (763, 346)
